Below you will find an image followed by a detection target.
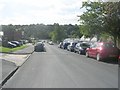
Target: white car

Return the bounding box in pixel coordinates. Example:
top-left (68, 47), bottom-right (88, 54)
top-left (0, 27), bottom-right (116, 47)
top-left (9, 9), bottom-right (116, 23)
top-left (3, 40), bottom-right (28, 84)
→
top-left (49, 41), bottom-right (54, 45)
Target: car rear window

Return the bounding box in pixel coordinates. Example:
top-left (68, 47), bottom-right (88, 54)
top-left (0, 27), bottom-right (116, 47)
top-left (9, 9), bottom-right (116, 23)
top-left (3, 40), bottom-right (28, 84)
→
top-left (81, 43), bottom-right (90, 47)
top-left (72, 43), bottom-right (77, 46)
top-left (103, 43), bottom-right (116, 48)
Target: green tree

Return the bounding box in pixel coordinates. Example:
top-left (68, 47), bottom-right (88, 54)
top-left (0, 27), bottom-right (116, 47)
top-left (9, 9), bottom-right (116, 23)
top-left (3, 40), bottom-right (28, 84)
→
top-left (79, 1), bottom-right (120, 46)
top-left (79, 2), bottom-right (105, 40)
top-left (103, 2), bottom-right (120, 45)
top-left (50, 23), bottom-right (66, 42)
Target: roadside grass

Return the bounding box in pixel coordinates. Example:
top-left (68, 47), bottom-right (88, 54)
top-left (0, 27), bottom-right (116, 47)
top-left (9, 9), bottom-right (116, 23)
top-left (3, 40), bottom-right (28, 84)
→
top-left (0, 45), bottom-right (28, 53)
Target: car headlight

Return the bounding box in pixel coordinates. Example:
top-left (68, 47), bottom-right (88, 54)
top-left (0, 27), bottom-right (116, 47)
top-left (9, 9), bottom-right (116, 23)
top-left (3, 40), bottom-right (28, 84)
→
top-left (80, 47), bottom-right (83, 50)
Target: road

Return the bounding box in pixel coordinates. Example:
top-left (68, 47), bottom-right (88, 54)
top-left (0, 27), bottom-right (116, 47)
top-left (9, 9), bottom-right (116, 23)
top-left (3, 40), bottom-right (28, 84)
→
top-left (3, 43), bottom-right (118, 88)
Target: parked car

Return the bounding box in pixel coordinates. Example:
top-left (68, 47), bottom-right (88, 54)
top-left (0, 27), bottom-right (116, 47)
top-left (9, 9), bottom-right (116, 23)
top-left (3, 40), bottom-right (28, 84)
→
top-left (34, 42), bottom-right (44, 52)
top-left (119, 55), bottom-right (120, 60)
top-left (62, 42), bottom-right (70, 49)
top-left (22, 40), bottom-right (28, 44)
top-left (58, 42), bottom-right (63, 48)
top-left (74, 42), bottom-right (90, 54)
top-left (67, 42), bottom-right (77, 52)
top-left (7, 41), bottom-right (17, 48)
top-left (49, 41), bottom-right (54, 45)
top-left (86, 42), bottom-right (119, 61)
top-left (11, 41), bottom-right (21, 46)
top-left (18, 40), bottom-right (24, 45)
top-left (118, 49), bottom-right (120, 60)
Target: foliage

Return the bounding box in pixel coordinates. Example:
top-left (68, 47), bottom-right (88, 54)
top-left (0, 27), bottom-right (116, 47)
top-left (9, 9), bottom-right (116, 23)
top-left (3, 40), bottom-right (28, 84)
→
top-left (79, 2), bottom-right (104, 39)
top-left (79, 1), bottom-right (120, 45)
top-left (2, 24), bottom-right (81, 43)
top-left (103, 2), bottom-right (120, 45)
top-left (0, 45), bottom-right (28, 53)
top-left (50, 23), bottom-right (66, 42)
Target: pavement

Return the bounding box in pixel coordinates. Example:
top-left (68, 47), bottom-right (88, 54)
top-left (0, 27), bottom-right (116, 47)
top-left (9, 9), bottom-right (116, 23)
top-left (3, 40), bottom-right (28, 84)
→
top-left (0, 43), bottom-right (34, 87)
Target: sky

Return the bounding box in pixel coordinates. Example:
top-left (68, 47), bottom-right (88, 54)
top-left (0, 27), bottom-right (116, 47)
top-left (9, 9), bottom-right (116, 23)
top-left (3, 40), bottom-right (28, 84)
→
top-left (0, 0), bottom-right (88, 25)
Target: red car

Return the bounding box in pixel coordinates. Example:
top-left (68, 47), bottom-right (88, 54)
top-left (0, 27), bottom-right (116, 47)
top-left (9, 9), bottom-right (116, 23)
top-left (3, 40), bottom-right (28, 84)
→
top-left (86, 42), bottom-right (119, 61)
top-left (119, 55), bottom-right (120, 60)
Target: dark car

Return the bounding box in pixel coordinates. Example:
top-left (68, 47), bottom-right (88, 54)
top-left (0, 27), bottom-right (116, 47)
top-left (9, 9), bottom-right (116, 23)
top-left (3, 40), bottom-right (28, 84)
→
top-left (62, 42), bottom-right (70, 49)
top-left (34, 42), bottom-right (44, 52)
top-left (86, 42), bottom-right (119, 61)
top-left (74, 42), bottom-right (90, 54)
top-left (67, 42), bottom-right (77, 52)
top-left (7, 41), bottom-right (17, 48)
top-left (18, 40), bottom-right (24, 45)
top-left (11, 41), bottom-right (21, 47)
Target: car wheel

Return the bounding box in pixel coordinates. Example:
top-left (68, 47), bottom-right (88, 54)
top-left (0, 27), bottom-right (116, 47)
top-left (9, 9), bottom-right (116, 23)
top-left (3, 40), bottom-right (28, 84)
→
top-left (86, 51), bottom-right (89, 57)
top-left (96, 53), bottom-right (101, 61)
top-left (79, 51), bottom-right (81, 55)
top-left (34, 48), bottom-right (36, 51)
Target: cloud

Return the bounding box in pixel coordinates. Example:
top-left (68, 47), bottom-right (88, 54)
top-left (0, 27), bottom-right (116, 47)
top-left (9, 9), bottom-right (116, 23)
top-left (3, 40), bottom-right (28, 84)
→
top-left (0, 0), bottom-right (85, 25)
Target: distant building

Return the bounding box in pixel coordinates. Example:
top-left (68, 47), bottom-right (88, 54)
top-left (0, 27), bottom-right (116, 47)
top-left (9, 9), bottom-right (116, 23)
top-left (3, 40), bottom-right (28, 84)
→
top-left (0, 31), bottom-right (3, 45)
top-left (3, 30), bottom-right (22, 41)
top-left (0, 31), bottom-right (3, 36)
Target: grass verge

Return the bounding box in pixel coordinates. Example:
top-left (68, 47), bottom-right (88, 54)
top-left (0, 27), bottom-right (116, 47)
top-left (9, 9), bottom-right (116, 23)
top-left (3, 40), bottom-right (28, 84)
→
top-left (0, 45), bottom-right (28, 53)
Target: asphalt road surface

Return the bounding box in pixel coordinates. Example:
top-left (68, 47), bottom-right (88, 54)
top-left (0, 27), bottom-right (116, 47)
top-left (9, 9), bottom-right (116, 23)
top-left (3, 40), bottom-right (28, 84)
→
top-left (3, 43), bottom-right (118, 88)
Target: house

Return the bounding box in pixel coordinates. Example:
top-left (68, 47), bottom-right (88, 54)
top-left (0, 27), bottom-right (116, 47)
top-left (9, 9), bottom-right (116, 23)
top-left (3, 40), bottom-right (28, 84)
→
top-left (3, 30), bottom-right (22, 41)
top-left (0, 31), bottom-right (3, 46)
top-left (2, 30), bottom-right (23, 47)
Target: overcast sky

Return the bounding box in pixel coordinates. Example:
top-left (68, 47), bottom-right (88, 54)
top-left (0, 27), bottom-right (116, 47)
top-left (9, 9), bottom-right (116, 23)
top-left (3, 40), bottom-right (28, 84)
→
top-left (0, 0), bottom-right (88, 25)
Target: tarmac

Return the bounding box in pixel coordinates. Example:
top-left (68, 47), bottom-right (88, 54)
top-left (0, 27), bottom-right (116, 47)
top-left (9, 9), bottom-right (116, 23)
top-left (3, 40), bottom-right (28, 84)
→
top-left (0, 43), bottom-right (34, 88)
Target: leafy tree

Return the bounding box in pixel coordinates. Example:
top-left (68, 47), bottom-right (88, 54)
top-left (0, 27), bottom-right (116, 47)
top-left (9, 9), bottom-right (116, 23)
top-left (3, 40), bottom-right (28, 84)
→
top-left (103, 2), bottom-right (120, 45)
top-left (79, 1), bottom-right (120, 46)
top-left (2, 23), bottom-right (82, 43)
top-left (50, 23), bottom-right (66, 42)
top-left (79, 2), bottom-right (105, 40)
top-left (61, 24), bottom-right (82, 38)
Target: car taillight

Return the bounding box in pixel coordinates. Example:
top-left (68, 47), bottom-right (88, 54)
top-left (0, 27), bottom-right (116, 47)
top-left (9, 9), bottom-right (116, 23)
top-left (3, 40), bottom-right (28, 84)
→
top-left (99, 47), bottom-right (103, 51)
top-left (86, 48), bottom-right (89, 50)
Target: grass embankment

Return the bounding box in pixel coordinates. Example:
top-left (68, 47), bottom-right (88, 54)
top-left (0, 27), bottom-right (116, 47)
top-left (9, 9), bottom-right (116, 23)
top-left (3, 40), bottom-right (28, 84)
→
top-left (0, 45), bottom-right (28, 53)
